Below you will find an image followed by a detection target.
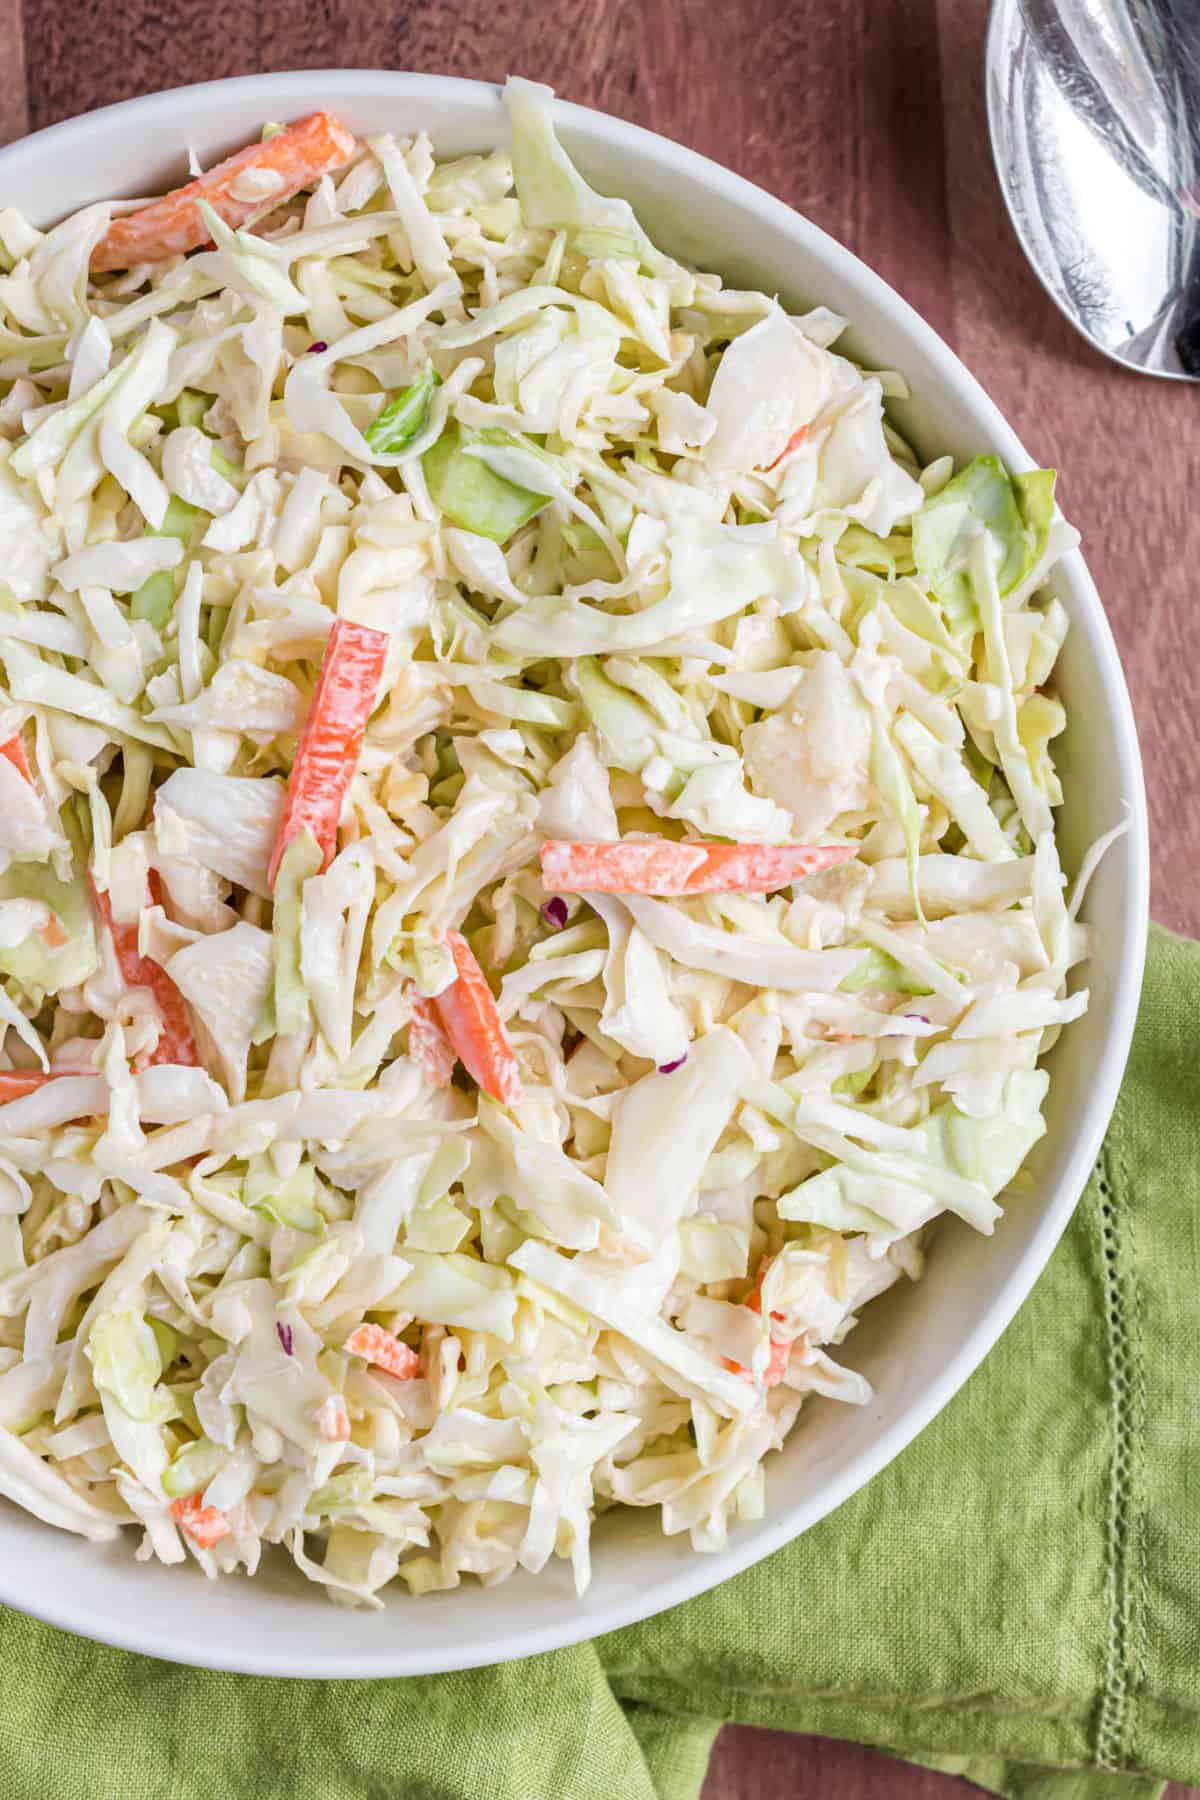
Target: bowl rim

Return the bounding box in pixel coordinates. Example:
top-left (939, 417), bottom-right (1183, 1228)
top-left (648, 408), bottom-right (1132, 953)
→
top-left (0, 68), bottom-right (1150, 1679)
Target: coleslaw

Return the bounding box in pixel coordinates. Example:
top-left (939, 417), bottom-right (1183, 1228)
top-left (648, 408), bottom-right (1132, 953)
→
top-left (0, 78), bottom-right (1091, 1605)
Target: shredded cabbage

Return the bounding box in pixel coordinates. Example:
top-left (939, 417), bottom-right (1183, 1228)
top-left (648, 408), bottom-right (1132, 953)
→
top-left (0, 78), bottom-right (1092, 1606)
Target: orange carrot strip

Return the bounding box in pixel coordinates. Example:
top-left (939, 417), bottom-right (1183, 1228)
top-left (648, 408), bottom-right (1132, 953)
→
top-left (345, 1323), bottom-right (421, 1380)
top-left (431, 932), bottom-right (524, 1107)
top-left (407, 996), bottom-right (456, 1090)
top-left (89, 876), bottom-right (199, 1068)
top-left (91, 112), bottom-right (359, 273)
top-left (747, 1279), bottom-right (793, 1386)
top-left (0, 1074), bottom-right (48, 1103)
top-left (0, 1071), bottom-right (87, 1103)
top-left (540, 838), bottom-right (857, 897)
top-left (767, 424), bottom-right (810, 470)
top-left (723, 1334), bottom-right (792, 1386)
top-left (314, 1395), bottom-right (350, 1443)
top-left (267, 618), bottom-right (389, 887)
top-left (170, 1493), bottom-right (231, 1550)
top-left (723, 1257), bottom-right (792, 1386)
top-left (0, 734), bottom-right (33, 785)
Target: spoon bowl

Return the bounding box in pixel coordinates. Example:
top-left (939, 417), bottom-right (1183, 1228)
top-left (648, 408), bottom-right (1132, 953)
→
top-left (987, 0), bottom-right (1200, 379)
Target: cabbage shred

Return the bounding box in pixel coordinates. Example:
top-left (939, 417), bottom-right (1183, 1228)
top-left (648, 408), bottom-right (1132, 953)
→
top-left (0, 80), bottom-right (1089, 1604)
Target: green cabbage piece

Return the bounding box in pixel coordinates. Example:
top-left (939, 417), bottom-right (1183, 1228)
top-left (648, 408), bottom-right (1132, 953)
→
top-left (832, 1061), bottom-right (877, 1099)
top-left (131, 496), bottom-right (201, 627)
top-left (86, 1310), bottom-right (180, 1425)
top-left (246, 1159), bottom-right (324, 1234)
top-left (389, 1250), bottom-right (518, 1341)
top-left (9, 365), bottom-right (125, 480)
top-left (780, 1071), bottom-right (1048, 1239)
top-left (839, 947), bottom-right (933, 996)
top-left (912, 455), bottom-right (1056, 636)
top-left (572, 657), bottom-right (657, 773)
top-left (272, 830), bottom-right (321, 1038)
top-left (309, 1468), bottom-right (374, 1515)
top-left (364, 366), bottom-right (440, 452)
top-left (422, 426), bottom-right (547, 543)
top-left (678, 1216), bottom-right (749, 1283)
top-left (508, 76), bottom-right (637, 236)
top-left (161, 1436), bottom-right (226, 1499)
top-left (404, 1189), bottom-right (472, 1252)
top-left (0, 850), bottom-right (99, 997)
top-left (505, 76), bottom-right (683, 289)
top-left (870, 706), bottom-right (926, 925)
top-left (175, 390), bottom-right (210, 429)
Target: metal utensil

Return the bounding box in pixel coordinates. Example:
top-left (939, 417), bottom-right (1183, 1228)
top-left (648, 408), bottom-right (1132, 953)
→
top-left (987, 0), bottom-right (1200, 378)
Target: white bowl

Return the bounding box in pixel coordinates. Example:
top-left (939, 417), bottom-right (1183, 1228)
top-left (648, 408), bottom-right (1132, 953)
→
top-left (0, 71), bottom-right (1149, 1677)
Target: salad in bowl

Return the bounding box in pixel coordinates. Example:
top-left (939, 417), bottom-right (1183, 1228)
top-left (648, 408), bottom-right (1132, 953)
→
top-left (0, 77), bottom-right (1097, 1608)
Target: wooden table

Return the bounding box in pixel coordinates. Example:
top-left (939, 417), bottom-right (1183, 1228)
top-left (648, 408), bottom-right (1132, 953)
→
top-left (1, 1), bottom-right (1194, 1793)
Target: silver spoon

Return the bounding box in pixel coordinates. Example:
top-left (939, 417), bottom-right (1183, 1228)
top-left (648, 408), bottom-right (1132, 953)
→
top-left (987, 0), bottom-right (1200, 379)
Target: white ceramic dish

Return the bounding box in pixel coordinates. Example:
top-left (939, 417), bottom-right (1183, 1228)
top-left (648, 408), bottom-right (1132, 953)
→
top-left (0, 71), bottom-right (1149, 1678)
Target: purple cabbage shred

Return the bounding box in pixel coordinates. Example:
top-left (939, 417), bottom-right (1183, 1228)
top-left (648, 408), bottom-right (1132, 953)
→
top-left (658, 1055), bottom-right (688, 1075)
top-left (276, 1322), bottom-right (294, 1356)
top-left (307, 340), bottom-right (328, 354)
top-left (540, 897), bottom-right (569, 930)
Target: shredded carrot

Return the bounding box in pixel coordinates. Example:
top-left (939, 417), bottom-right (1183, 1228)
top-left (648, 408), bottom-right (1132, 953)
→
top-left (345, 1323), bottom-right (421, 1380)
top-left (724, 1336), bottom-right (791, 1385)
top-left (37, 913), bottom-right (68, 950)
top-left (268, 618), bottom-right (389, 887)
top-left (0, 1071), bottom-right (83, 1103)
top-left (540, 838), bottom-right (857, 897)
top-left (431, 932), bottom-right (524, 1107)
top-left (767, 424), bottom-right (810, 470)
top-left (89, 876), bottom-right (199, 1069)
top-left (723, 1257), bottom-right (792, 1386)
top-left (0, 733), bottom-right (33, 785)
top-left (91, 112), bottom-right (359, 272)
top-left (170, 1493), bottom-right (231, 1550)
top-left (314, 1394), bottom-right (350, 1442)
top-left (407, 996), bottom-right (456, 1089)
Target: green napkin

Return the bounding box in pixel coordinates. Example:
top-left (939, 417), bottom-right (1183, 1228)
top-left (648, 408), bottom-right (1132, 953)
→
top-left (4, 926), bottom-right (1195, 1800)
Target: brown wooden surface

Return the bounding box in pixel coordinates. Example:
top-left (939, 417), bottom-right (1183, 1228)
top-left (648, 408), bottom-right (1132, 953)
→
top-left (0, 2), bottom-right (1195, 1794)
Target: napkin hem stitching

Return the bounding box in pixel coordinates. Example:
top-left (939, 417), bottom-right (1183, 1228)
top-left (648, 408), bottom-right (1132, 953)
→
top-left (1094, 1136), bottom-right (1145, 1775)
top-left (609, 1675), bottom-right (1089, 1719)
